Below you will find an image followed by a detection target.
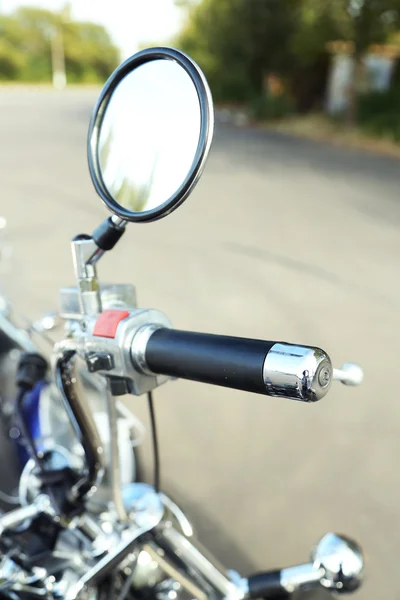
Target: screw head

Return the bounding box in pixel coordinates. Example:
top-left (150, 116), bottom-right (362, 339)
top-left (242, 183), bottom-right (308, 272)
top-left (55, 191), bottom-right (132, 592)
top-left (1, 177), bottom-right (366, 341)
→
top-left (318, 365), bottom-right (332, 388)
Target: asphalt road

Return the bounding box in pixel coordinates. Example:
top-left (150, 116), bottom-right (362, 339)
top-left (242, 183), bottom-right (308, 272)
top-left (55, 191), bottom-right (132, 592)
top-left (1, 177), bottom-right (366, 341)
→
top-left (1, 88), bottom-right (400, 599)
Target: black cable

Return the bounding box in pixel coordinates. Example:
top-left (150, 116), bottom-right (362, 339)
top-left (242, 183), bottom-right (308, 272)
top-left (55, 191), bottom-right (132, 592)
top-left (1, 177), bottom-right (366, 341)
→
top-left (147, 391), bottom-right (160, 494)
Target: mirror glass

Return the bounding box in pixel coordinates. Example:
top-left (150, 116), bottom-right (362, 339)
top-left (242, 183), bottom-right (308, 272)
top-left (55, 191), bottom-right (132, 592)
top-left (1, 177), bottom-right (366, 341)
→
top-left (97, 59), bottom-right (202, 214)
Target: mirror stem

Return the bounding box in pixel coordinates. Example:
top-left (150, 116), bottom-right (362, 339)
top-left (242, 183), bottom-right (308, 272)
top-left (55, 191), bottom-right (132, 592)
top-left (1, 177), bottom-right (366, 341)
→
top-left (71, 235), bottom-right (102, 317)
top-left (105, 379), bottom-right (128, 522)
top-left (71, 218), bottom-right (126, 318)
top-left (111, 215), bottom-right (127, 229)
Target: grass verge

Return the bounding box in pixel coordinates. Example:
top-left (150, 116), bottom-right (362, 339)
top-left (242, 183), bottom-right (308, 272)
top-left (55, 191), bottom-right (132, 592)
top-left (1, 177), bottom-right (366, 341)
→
top-left (262, 114), bottom-right (400, 159)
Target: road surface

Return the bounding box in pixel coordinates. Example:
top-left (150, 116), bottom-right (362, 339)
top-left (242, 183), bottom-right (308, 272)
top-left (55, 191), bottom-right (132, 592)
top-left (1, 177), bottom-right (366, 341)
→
top-left (1, 89), bottom-right (400, 598)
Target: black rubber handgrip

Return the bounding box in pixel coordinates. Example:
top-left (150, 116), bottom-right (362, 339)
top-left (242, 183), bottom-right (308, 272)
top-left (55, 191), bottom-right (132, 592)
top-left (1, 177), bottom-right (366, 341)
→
top-left (248, 571), bottom-right (289, 598)
top-left (145, 328), bottom-right (275, 395)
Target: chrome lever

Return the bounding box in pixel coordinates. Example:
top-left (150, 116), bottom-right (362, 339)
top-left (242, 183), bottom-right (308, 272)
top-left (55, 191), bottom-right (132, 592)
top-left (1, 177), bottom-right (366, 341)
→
top-left (311, 532), bottom-right (364, 593)
top-left (0, 495), bottom-right (54, 536)
top-left (246, 533), bottom-right (364, 597)
top-left (333, 363), bottom-right (364, 386)
top-left (281, 533), bottom-right (364, 594)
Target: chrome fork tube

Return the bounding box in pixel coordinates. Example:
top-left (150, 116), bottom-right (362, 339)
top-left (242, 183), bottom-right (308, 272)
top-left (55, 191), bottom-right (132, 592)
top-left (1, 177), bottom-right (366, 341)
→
top-left (153, 524), bottom-right (247, 600)
top-left (105, 381), bottom-right (128, 522)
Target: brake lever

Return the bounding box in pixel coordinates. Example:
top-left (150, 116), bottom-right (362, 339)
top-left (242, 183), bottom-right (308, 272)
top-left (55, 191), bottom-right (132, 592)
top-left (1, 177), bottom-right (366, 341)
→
top-left (53, 347), bottom-right (105, 502)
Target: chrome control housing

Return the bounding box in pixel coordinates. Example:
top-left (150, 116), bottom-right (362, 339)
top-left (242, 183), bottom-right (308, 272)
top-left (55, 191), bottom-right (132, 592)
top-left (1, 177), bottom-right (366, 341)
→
top-left (63, 308), bottom-right (172, 396)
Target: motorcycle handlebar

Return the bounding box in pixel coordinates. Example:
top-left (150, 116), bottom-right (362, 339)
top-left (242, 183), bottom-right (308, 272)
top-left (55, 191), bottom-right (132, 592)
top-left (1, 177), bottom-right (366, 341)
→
top-left (133, 327), bottom-right (333, 403)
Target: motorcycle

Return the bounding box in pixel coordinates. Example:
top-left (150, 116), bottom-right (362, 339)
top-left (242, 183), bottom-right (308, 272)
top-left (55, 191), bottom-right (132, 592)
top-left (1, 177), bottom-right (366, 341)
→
top-left (0, 46), bottom-right (366, 600)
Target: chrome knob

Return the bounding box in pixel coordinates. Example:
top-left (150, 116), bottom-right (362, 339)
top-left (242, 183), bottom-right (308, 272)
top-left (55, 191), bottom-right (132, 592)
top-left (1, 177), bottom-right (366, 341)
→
top-left (333, 363), bottom-right (364, 386)
top-left (311, 533), bottom-right (364, 593)
top-left (32, 311), bottom-right (60, 333)
top-left (263, 344), bottom-right (333, 402)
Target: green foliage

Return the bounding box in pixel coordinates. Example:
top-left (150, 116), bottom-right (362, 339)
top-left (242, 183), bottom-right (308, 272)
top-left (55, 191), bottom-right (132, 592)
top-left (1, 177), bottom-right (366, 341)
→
top-left (63, 21), bottom-right (119, 83)
top-left (294, 0), bottom-right (400, 57)
top-left (0, 6), bottom-right (120, 83)
top-left (175, 0), bottom-right (400, 121)
top-left (347, 0), bottom-right (400, 56)
top-left (358, 87), bottom-right (400, 140)
top-left (0, 38), bottom-right (26, 80)
top-left (250, 93), bottom-right (294, 121)
top-left (290, 2), bottom-right (347, 66)
top-left (176, 0), bottom-right (298, 103)
top-left (174, 0), bottom-right (338, 108)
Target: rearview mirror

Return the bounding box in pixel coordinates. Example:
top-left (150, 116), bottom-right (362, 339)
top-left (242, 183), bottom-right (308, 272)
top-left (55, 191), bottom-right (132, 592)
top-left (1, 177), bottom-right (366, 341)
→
top-left (87, 47), bottom-right (214, 223)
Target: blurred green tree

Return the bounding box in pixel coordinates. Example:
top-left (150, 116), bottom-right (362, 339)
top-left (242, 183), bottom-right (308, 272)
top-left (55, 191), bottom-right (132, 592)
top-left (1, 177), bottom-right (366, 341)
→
top-left (0, 6), bottom-right (119, 83)
top-left (176, 0), bottom-right (297, 103)
top-left (0, 29), bottom-right (26, 79)
top-left (294, 0), bottom-right (400, 122)
top-left (346, 0), bottom-right (400, 124)
top-left (175, 0), bottom-right (400, 119)
top-left (63, 21), bottom-right (120, 82)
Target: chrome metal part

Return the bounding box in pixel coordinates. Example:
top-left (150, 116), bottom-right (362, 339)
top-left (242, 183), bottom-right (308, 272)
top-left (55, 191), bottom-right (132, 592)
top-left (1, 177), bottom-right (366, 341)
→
top-left (153, 577), bottom-right (186, 600)
top-left (131, 323), bottom-right (166, 375)
top-left (30, 312), bottom-right (61, 334)
top-left (100, 284), bottom-right (137, 311)
top-left (73, 514), bottom-right (105, 542)
top-left (263, 343), bottom-right (333, 402)
top-left (155, 524), bottom-right (246, 600)
top-left (228, 571), bottom-right (250, 599)
top-left (68, 506), bottom-right (122, 558)
top-left (18, 444), bottom-right (86, 508)
top-left (311, 533), bottom-right (364, 593)
top-left (111, 215), bottom-right (127, 229)
top-left (245, 533), bottom-right (363, 596)
top-left (123, 483), bottom-right (165, 528)
top-left (77, 308), bottom-right (172, 395)
top-left (71, 237), bottom-right (102, 317)
top-left (0, 494), bottom-right (53, 535)
top-left (105, 381), bottom-right (128, 522)
top-left (128, 547), bottom-right (165, 590)
top-left (136, 542), bottom-right (208, 600)
top-left (159, 493), bottom-right (194, 537)
top-left (280, 564), bottom-right (322, 593)
top-left (333, 363), bottom-right (364, 386)
top-left (66, 486), bottom-right (164, 600)
top-left (6, 583), bottom-right (47, 597)
top-left (72, 238), bottom-right (103, 278)
top-left (49, 559), bottom-right (94, 600)
top-left (0, 556), bottom-right (46, 591)
top-left (59, 284), bottom-right (137, 320)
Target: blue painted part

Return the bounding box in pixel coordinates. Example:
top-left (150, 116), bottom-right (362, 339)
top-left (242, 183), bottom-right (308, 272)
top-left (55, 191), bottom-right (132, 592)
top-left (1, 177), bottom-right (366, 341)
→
top-left (16, 381), bottom-right (48, 466)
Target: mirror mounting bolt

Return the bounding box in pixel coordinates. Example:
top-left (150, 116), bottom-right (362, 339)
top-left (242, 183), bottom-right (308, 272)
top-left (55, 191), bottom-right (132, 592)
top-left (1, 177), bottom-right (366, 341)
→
top-left (71, 218), bottom-right (126, 319)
